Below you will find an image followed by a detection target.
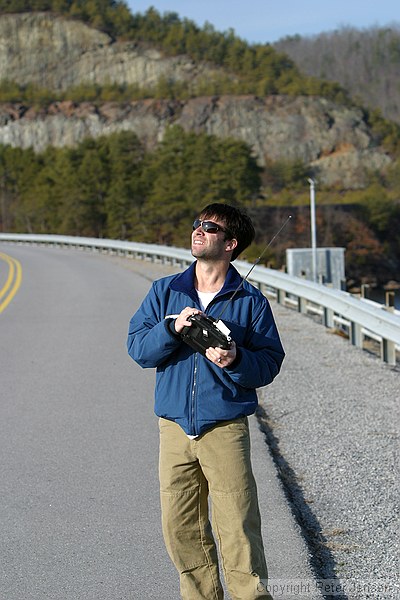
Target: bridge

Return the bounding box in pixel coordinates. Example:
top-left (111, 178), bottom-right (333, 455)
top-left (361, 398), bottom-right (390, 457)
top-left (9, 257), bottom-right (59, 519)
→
top-left (0, 238), bottom-right (398, 599)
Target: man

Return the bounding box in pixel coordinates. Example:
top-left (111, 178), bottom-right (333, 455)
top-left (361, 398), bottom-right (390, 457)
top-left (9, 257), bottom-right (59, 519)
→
top-left (127, 203), bottom-right (284, 599)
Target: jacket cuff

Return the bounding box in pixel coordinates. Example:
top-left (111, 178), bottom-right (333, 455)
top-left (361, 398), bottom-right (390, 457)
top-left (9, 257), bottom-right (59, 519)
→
top-left (165, 318), bottom-right (181, 340)
top-left (227, 346), bottom-right (242, 370)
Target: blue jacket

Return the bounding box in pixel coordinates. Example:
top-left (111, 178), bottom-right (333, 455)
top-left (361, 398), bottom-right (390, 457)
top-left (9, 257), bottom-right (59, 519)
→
top-left (127, 261), bottom-right (284, 436)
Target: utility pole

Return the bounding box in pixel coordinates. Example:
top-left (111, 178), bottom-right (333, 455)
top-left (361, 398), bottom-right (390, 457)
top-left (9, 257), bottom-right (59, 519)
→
top-left (308, 178), bottom-right (317, 282)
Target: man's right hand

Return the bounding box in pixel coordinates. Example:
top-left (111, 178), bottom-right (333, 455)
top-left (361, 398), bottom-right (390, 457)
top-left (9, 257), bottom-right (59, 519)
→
top-left (174, 307), bottom-right (201, 334)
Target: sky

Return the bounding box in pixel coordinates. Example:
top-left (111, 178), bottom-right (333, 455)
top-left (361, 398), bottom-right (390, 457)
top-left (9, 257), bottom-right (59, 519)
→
top-left (126, 0), bottom-right (399, 44)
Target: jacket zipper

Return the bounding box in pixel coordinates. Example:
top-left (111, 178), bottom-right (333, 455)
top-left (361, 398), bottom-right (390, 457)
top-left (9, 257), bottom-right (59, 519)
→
top-left (191, 353), bottom-right (198, 435)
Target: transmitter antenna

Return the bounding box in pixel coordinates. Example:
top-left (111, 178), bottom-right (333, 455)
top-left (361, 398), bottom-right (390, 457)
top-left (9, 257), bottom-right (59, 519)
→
top-left (216, 215), bottom-right (292, 321)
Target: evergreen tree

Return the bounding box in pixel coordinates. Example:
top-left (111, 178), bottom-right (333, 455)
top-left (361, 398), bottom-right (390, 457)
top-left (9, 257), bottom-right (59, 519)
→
top-left (141, 126), bottom-right (261, 245)
top-left (103, 131), bottom-right (145, 239)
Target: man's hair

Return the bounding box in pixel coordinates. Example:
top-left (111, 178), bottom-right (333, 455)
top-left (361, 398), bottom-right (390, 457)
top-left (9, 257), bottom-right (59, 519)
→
top-left (199, 203), bottom-right (255, 261)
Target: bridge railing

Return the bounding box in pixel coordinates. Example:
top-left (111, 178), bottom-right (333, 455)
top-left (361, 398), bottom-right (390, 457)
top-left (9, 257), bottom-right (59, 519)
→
top-left (1, 233), bottom-right (399, 365)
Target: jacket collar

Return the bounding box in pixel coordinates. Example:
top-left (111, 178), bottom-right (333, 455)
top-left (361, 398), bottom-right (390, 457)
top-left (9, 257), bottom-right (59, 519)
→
top-left (170, 261), bottom-right (243, 303)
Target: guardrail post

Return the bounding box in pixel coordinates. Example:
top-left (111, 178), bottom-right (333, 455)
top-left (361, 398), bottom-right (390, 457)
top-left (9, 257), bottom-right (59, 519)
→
top-left (277, 288), bottom-right (285, 304)
top-left (351, 321), bottom-right (363, 348)
top-left (323, 307), bottom-right (334, 328)
top-left (382, 338), bottom-right (396, 365)
top-left (297, 296), bottom-right (307, 314)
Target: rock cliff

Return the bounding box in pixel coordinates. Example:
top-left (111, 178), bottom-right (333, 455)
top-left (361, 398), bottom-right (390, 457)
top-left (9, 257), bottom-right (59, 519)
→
top-left (0, 96), bottom-right (390, 188)
top-left (0, 13), bottom-right (392, 188)
top-left (1, 12), bottom-right (222, 90)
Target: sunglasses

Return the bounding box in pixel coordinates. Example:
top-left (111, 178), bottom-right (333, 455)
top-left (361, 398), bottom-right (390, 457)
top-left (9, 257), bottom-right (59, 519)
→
top-left (193, 219), bottom-right (229, 235)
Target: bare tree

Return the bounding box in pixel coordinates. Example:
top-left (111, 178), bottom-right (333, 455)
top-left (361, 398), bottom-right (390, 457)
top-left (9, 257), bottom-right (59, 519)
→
top-left (274, 25), bottom-right (400, 124)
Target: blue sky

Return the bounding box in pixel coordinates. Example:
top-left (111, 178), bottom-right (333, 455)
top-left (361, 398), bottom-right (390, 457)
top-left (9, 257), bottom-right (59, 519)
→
top-left (126, 0), bottom-right (399, 43)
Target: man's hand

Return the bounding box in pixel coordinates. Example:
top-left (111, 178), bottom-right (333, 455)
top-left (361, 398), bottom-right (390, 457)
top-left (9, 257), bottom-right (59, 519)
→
top-left (174, 307), bottom-right (201, 334)
top-left (205, 341), bottom-right (237, 368)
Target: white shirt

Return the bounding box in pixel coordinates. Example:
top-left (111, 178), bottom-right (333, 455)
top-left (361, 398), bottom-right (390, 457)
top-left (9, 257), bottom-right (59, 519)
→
top-left (196, 289), bottom-right (220, 311)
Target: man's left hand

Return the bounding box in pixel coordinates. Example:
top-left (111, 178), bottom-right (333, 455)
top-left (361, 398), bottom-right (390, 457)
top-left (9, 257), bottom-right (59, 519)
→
top-left (205, 341), bottom-right (237, 368)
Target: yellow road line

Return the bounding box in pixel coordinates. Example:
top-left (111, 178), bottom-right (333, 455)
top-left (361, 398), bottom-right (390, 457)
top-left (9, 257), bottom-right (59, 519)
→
top-left (0, 252), bottom-right (22, 313)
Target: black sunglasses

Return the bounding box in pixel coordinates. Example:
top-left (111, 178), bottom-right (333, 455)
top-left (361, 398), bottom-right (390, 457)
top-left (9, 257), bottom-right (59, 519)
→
top-left (193, 219), bottom-right (229, 235)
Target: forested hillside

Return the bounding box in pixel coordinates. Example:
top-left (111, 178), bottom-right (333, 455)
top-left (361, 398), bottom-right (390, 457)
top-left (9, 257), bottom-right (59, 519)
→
top-left (274, 25), bottom-right (400, 125)
top-left (0, 0), bottom-right (350, 101)
top-left (2, 127), bottom-right (399, 287)
top-left (0, 1), bottom-right (399, 288)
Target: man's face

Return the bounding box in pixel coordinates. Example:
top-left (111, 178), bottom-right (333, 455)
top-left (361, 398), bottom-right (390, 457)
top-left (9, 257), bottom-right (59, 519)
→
top-left (191, 216), bottom-right (230, 261)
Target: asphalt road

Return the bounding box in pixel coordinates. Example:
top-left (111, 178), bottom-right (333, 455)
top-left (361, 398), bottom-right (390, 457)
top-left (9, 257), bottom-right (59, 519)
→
top-left (0, 245), bottom-right (322, 600)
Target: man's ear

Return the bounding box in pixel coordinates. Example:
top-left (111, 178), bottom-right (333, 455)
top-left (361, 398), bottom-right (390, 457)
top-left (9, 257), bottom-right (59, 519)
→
top-left (225, 238), bottom-right (238, 254)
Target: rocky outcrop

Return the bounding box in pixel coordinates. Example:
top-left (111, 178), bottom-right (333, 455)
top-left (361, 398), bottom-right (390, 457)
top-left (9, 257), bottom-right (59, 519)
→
top-left (0, 12), bottom-right (392, 187)
top-left (0, 12), bottom-right (223, 90)
top-left (0, 96), bottom-right (390, 188)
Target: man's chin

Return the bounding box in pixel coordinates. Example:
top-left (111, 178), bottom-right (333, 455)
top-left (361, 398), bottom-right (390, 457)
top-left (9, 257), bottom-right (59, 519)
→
top-left (191, 246), bottom-right (204, 258)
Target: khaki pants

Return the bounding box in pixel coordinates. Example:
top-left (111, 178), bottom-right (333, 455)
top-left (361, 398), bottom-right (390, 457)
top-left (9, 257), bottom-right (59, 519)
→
top-left (159, 417), bottom-right (273, 600)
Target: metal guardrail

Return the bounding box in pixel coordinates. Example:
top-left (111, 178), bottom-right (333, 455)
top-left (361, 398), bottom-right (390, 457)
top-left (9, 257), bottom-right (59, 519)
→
top-left (1, 233), bottom-right (399, 365)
